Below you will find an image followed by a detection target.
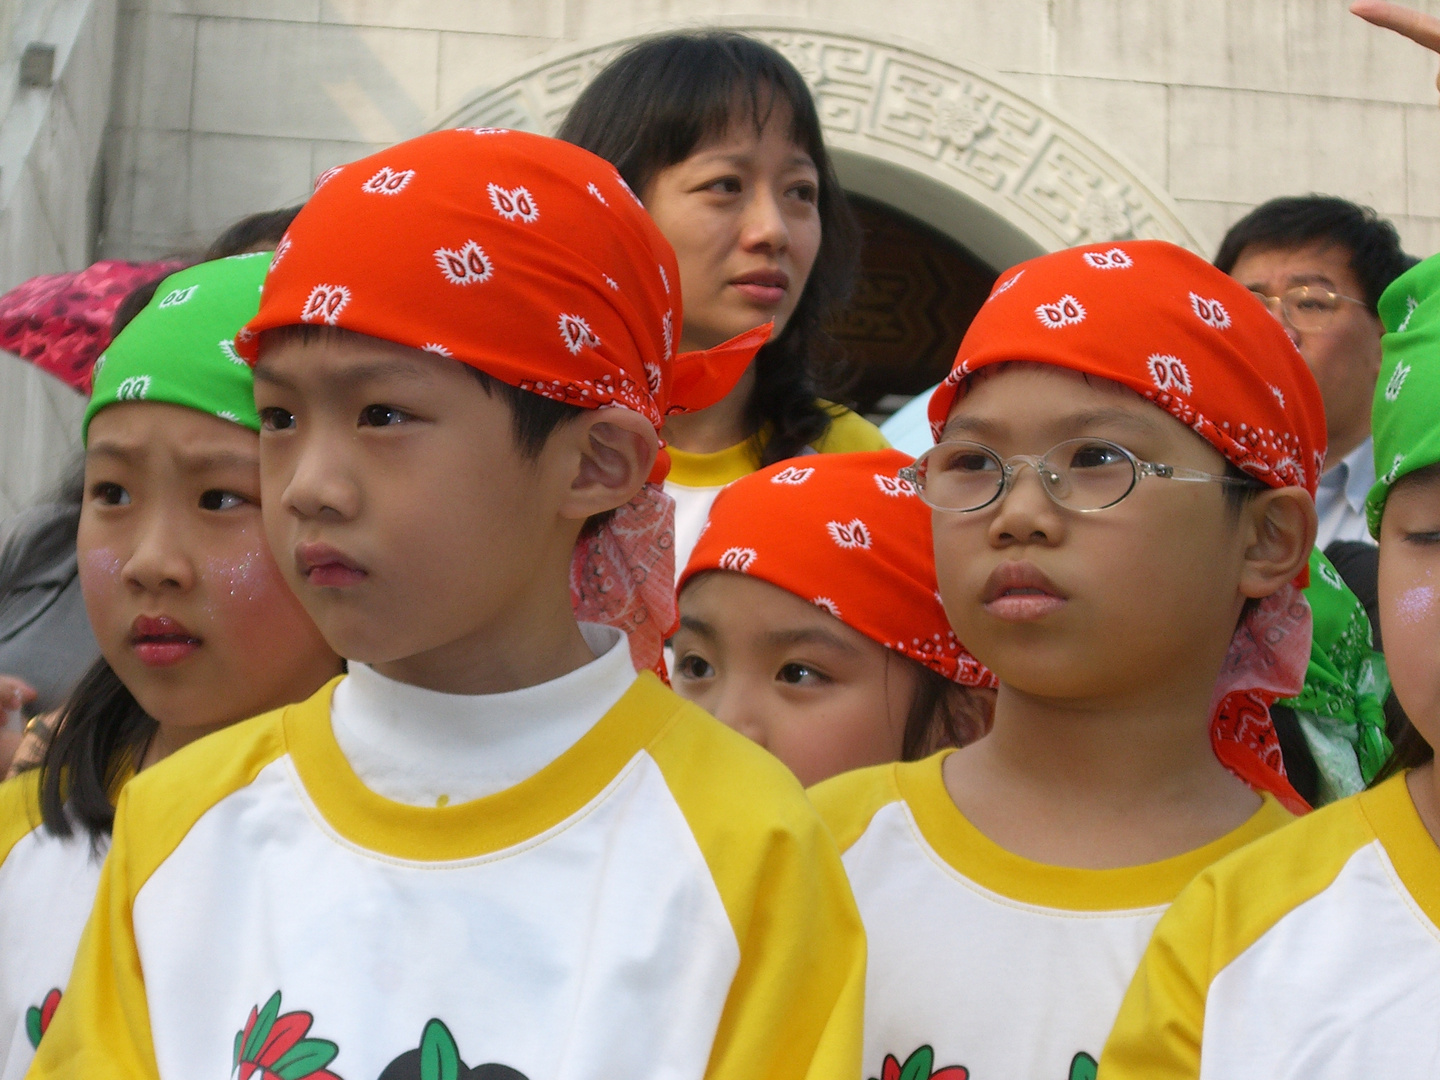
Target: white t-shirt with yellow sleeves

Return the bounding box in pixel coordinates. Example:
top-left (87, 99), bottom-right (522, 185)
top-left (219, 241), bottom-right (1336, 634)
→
top-left (30, 672), bottom-right (865, 1080)
top-left (1099, 772), bottom-right (1440, 1080)
top-left (808, 752), bottom-right (1293, 1080)
top-left (0, 772), bottom-right (107, 1080)
top-left (667, 402), bottom-right (888, 581)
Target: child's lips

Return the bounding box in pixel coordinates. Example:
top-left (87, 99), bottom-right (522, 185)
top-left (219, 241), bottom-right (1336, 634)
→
top-left (295, 542), bottom-right (367, 588)
top-left (130, 615), bottom-right (202, 667)
top-left (981, 562), bottom-right (1067, 622)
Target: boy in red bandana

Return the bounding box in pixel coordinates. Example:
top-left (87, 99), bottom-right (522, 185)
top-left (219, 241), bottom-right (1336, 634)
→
top-left (810, 240), bottom-right (1323, 1080)
top-left (30, 131), bottom-right (863, 1080)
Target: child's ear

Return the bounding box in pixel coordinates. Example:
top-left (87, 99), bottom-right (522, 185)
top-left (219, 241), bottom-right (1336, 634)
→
top-left (1238, 486), bottom-right (1319, 600)
top-left (558, 408), bottom-right (659, 521)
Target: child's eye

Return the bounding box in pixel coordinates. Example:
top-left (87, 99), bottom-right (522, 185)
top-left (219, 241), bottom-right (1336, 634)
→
top-left (787, 182), bottom-right (818, 203)
top-left (259, 407), bottom-right (295, 432)
top-left (1403, 530), bottom-right (1440, 545)
top-left (777, 663), bottom-right (829, 686)
top-left (359, 404), bottom-right (411, 427)
top-left (199, 490), bottom-right (248, 512)
top-left (91, 482), bottom-right (130, 506)
top-left (675, 654), bottom-right (715, 680)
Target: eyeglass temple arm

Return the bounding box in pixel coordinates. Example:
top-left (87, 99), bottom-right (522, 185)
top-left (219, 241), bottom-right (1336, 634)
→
top-left (1142, 462), bottom-right (1264, 486)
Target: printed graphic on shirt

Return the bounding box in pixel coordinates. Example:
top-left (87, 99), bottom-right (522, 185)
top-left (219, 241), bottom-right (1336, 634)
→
top-left (1068, 1051), bottom-right (1098, 1080)
top-left (869, 1044), bottom-right (969, 1080)
top-left (378, 1018), bottom-right (528, 1080)
top-left (25, 988), bottom-right (62, 1049)
top-left (230, 995), bottom-right (531, 1080)
top-left (232, 992), bottom-right (341, 1080)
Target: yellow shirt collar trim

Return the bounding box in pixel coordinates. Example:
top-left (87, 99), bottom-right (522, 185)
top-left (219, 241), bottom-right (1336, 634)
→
top-left (898, 751), bottom-right (1294, 911)
top-left (665, 438), bottom-right (764, 489)
top-left (284, 672), bottom-right (684, 861)
top-left (1359, 771), bottom-right (1440, 930)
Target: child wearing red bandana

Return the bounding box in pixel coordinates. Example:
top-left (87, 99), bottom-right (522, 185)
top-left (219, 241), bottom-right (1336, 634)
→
top-left (810, 240), bottom-right (1324, 1080)
top-left (29, 130), bottom-right (864, 1080)
top-left (673, 449), bottom-right (995, 787)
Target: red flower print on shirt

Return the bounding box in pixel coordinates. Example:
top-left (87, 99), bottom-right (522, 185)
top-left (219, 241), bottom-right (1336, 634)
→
top-left (870, 1044), bottom-right (968, 1080)
top-left (232, 992), bottom-right (341, 1080)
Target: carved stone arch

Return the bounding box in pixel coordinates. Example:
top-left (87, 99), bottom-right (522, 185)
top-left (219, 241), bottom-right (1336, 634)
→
top-left (435, 22), bottom-right (1202, 270)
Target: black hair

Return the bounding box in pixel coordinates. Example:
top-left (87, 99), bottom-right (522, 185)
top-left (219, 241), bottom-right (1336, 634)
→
top-left (556, 31), bottom-right (861, 465)
top-left (901, 661), bottom-right (994, 760)
top-left (204, 206), bottom-right (303, 261)
top-left (34, 656), bottom-right (156, 845)
top-left (1214, 195), bottom-right (1418, 313)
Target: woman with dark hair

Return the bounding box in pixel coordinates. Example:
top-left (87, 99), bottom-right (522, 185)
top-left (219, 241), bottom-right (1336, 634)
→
top-left (557, 31), bottom-right (888, 574)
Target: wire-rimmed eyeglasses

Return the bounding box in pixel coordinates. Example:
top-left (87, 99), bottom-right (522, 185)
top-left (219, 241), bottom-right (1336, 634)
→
top-left (898, 438), bottom-right (1264, 514)
top-left (1248, 285), bottom-right (1369, 333)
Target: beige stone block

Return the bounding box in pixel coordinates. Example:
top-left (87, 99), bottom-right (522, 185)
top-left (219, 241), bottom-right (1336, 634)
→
top-left (1406, 105), bottom-right (1440, 220)
top-left (997, 73), bottom-right (1168, 189)
top-left (0, 353), bottom-right (86, 524)
top-left (1171, 197), bottom-right (1254, 261)
top-left (816, 0), bottom-right (1053, 74)
top-left (1170, 87), bottom-right (1407, 215)
top-left (322, 0), bottom-right (562, 38)
top-left (559, 0), bottom-right (812, 45)
top-left (1286, 0), bottom-right (1440, 105)
top-left (309, 138), bottom-right (388, 182)
top-left (188, 132), bottom-right (314, 239)
top-left (1387, 214), bottom-right (1440, 260)
top-left (438, 32), bottom-right (562, 118)
top-left (192, 18), bottom-right (440, 142)
top-left (122, 128), bottom-right (197, 253)
top-left (1043, 0), bottom-right (1289, 92)
top-left (125, 12), bottom-right (197, 131)
top-left (162, 0), bottom-right (320, 22)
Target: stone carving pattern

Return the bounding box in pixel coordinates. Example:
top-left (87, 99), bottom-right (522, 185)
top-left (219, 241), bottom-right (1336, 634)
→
top-left (447, 29), bottom-right (1192, 250)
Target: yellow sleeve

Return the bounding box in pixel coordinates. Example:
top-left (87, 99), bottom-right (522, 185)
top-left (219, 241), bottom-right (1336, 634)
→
top-left (812, 403), bottom-right (890, 454)
top-left (1098, 792), bottom-right (1377, 1080)
top-left (26, 780), bottom-right (158, 1079)
top-left (0, 770), bottom-right (43, 865)
top-left (807, 762), bottom-right (904, 853)
top-left (26, 699), bottom-right (303, 1080)
top-left (650, 706), bottom-right (866, 1080)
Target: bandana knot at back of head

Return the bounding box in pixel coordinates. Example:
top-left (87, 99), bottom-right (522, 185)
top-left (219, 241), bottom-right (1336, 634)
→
top-left (238, 129), bottom-right (771, 677)
top-left (680, 449), bottom-right (997, 689)
top-left (927, 239), bottom-right (1328, 815)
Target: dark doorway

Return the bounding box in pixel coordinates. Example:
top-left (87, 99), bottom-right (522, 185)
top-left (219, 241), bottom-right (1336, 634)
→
top-left (831, 194), bottom-right (998, 417)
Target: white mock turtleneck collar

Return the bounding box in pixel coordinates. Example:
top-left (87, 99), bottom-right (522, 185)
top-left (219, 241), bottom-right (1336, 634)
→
top-left (330, 623), bottom-right (637, 807)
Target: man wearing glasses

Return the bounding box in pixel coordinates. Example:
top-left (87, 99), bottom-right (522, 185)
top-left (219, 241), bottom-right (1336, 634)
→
top-left (1216, 195), bottom-right (1417, 554)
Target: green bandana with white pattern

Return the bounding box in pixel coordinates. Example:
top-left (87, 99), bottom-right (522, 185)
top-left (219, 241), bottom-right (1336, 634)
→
top-left (83, 253), bottom-right (270, 443)
top-left (1367, 252), bottom-right (1440, 536)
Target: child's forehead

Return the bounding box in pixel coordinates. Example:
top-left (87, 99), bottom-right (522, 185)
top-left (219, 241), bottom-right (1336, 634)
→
top-left (943, 362), bottom-right (1162, 434)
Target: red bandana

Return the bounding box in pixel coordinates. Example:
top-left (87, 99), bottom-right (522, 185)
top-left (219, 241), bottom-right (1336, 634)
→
top-left (239, 129), bottom-right (768, 676)
top-left (927, 240), bottom-right (1327, 814)
top-left (681, 450), bottom-right (997, 688)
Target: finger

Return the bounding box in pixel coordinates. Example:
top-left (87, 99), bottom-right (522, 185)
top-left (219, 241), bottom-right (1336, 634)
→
top-left (1352, 0), bottom-right (1440, 53)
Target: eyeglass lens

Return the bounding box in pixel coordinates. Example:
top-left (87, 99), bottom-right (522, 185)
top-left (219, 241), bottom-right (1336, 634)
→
top-left (919, 439), bottom-right (1139, 512)
top-left (1251, 287), bottom-right (1342, 333)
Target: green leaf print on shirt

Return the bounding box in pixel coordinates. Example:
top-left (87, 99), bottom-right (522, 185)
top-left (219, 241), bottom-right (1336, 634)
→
top-left (870, 1044), bottom-right (969, 1080)
top-left (24, 988), bottom-right (62, 1048)
top-left (1069, 1051), bottom-right (1098, 1080)
top-left (377, 1018), bottom-right (529, 1080)
top-left (231, 991), bottom-right (342, 1080)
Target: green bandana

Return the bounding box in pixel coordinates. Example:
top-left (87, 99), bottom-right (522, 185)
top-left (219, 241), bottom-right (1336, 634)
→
top-left (1367, 252), bottom-right (1440, 536)
top-left (1282, 548), bottom-right (1391, 802)
top-left (83, 254), bottom-right (270, 443)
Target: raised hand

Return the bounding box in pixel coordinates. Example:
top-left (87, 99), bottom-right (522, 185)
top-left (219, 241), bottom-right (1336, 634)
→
top-left (1352, 1), bottom-right (1440, 92)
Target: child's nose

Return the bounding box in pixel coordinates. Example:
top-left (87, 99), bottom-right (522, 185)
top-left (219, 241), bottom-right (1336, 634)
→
top-left (123, 513), bottom-right (196, 593)
top-left (987, 465), bottom-right (1064, 547)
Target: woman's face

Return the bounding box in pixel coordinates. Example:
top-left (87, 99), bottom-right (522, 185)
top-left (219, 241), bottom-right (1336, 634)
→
top-left (642, 102), bottom-right (822, 352)
top-left (78, 403), bottom-right (339, 750)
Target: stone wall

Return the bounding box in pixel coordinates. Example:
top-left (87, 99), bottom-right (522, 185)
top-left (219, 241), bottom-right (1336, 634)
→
top-left (99, 0), bottom-right (1440, 262)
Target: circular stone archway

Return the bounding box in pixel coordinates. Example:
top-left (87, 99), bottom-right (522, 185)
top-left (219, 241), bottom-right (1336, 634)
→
top-left (435, 23), bottom-right (1202, 271)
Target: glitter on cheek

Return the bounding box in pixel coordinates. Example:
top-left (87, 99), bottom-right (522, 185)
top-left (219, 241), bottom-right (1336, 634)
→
top-left (1396, 584), bottom-right (1438, 627)
top-left (78, 546), bottom-right (124, 589)
top-left (201, 551), bottom-right (273, 607)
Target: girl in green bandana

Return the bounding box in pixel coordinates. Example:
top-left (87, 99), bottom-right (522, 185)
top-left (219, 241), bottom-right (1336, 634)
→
top-left (1098, 249), bottom-right (1440, 1080)
top-left (0, 256), bottom-right (340, 1079)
